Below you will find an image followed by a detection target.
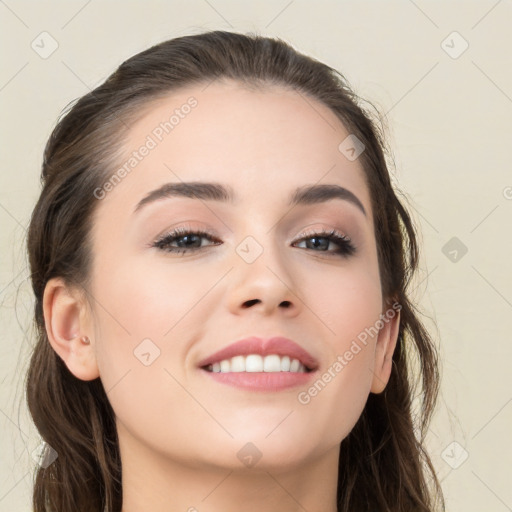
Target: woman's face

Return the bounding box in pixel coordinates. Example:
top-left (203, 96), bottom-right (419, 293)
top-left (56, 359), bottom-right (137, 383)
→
top-left (85, 80), bottom-right (397, 471)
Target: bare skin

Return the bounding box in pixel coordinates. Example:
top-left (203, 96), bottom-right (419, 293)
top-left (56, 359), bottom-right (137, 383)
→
top-left (43, 80), bottom-right (400, 512)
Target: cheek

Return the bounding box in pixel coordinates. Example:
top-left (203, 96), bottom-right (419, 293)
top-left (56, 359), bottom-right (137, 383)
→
top-left (298, 257), bottom-right (382, 346)
top-left (89, 255), bottom-right (215, 460)
top-left (92, 253), bottom-right (215, 339)
top-left (292, 261), bottom-right (382, 432)
top-left (90, 254), bottom-right (218, 390)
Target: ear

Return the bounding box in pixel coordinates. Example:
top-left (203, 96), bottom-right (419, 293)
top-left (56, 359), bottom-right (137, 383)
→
top-left (370, 302), bottom-right (401, 394)
top-left (43, 277), bottom-right (100, 381)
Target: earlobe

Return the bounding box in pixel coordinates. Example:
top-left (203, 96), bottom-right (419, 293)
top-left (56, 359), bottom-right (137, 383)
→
top-left (370, 305), bottom-right (401, 394)
top-left (43, 277), bottom-right (100, 381)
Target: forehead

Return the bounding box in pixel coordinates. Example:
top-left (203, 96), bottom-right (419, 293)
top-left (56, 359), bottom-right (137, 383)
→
top-left (95, 80), bottom-right (372, 221)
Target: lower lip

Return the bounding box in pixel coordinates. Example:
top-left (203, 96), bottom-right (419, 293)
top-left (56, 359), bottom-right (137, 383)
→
top-left (200, 369), bottom-right (316, 391)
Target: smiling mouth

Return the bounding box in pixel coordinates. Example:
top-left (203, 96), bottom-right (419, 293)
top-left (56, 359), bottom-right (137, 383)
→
top-left (202, 354), bottom-right (313, 373)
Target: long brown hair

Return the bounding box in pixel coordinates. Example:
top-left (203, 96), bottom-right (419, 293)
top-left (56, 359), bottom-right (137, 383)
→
top-left (25, 30), bottom-right (444, 511)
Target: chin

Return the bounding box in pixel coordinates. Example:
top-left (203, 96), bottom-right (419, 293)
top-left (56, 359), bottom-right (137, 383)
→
top-left (220, 432), bottom-right (324, 472)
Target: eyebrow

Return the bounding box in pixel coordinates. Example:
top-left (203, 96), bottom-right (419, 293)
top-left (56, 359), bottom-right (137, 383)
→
top-left (133, 181), bottom-right (367, 217)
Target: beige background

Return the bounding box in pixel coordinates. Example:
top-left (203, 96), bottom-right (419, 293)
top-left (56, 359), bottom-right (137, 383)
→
top-left (1, 1), bottom-right (511, 510)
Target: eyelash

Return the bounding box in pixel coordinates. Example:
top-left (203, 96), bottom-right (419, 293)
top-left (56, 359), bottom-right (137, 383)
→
top-left (152, 226), bottom-right (356, 258)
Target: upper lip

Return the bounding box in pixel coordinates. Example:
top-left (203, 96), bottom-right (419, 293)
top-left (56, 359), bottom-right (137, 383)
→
top-left (197, 336), bottom-right (319, 371)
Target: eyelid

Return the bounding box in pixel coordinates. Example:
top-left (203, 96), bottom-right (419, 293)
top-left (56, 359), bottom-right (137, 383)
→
top-left (291, 221), bottom-right (355, 244)
top-left (149, 224), bottom-right (219, 248)
top-left (294, 226), bottom-right (351, 242)
top-left (152, 221), bottom-right (217, 240)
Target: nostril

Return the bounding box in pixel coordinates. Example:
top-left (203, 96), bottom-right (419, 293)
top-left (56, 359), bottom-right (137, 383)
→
top-left (242, 299), bottom-right (261, 308)
top-left (241, 299), bottom-right (292, 309)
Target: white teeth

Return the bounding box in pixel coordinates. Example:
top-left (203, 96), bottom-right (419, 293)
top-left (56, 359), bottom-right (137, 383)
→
top-left (230, 355), bottom-right (245, 372)
top-left (263, 354), bottom-right (281, 372)
top-left (207, 354), bottom-right (307, 373)
top-left (290, 358), bottom-right (300, 372)
top-left (220, 359), bottom-right (230, 373)
top-left (246, 354), bottom-right (263, 372)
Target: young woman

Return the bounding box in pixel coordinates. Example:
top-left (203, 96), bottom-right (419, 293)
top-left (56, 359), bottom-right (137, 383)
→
top-left (25, 30), bottom-right (444, 511)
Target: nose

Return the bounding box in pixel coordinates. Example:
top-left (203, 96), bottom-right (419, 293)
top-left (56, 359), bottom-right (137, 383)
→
top-left (225, 239), bottom-right (300, 318)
